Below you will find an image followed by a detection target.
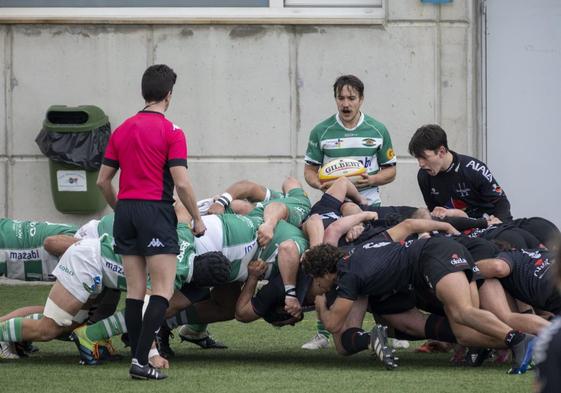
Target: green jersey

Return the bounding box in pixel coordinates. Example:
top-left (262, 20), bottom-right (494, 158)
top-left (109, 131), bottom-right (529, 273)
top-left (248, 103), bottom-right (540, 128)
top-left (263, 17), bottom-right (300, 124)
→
top-left (97, 214), bottom-right (114, 237)
top-left (195, 214), bottom-right (259, 282)
top-left (247, 188), bottom-right (312, 228)
top-left (305, 113), bottom-right (396, 206)
top-left (0, 218), bottom-right (77, 281)
top-left (256, 220), bottom-right (309, 279)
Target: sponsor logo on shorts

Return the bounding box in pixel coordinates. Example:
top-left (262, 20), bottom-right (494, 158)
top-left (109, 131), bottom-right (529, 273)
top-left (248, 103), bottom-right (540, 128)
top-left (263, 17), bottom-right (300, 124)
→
top-left (147, 238), bottom-right (165, 248)
top-left (82, 275), bottom-right (101, 294)
top-left (450, 253), bottom-right (468, 266)
top-left (104, 260), bottom-right (124, 276)
top-left (57, 264), bottom-right (74, 276)
top-left (8, 249), bottom-right (41, 261)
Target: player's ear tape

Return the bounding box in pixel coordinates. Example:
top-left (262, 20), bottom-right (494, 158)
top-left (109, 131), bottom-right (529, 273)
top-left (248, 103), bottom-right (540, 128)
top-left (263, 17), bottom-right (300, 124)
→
top-left (215, 192), bottom-right (233, 208)
top-left (191, 251), bottom-right (231, 287)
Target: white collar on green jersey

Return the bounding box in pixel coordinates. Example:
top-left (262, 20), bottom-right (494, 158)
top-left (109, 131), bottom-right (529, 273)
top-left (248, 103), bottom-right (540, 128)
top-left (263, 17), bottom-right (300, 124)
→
top-left (335, 112), bottom-right (365, 131)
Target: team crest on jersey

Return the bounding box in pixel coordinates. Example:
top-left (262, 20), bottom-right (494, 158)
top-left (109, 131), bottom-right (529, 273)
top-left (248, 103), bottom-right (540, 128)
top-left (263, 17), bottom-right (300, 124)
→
top-left (361, 138), bottom-right (377, 147)
top-left (386, 148), bottom-right (395, 160)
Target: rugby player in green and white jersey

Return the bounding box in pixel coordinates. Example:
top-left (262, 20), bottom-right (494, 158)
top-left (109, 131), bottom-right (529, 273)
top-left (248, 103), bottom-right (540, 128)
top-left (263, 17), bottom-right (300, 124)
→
top-left (304, 75), bottom-right (397, 208)
top-left (303, 75), bottom-right (397, 350)
top-left (0, 225), bottom-right (230, 365)
top-left (0, 218), bottom-right (77, 281)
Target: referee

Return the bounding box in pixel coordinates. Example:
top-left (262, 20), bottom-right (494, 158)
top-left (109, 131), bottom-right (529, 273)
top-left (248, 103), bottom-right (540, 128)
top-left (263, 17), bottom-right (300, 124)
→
top-left (97, 64), bottom-right (206, 380)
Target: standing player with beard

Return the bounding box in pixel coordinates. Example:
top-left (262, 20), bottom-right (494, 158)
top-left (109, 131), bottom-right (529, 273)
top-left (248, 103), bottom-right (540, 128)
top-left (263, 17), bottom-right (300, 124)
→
top-left (302, 74), bottom-right (397, 349)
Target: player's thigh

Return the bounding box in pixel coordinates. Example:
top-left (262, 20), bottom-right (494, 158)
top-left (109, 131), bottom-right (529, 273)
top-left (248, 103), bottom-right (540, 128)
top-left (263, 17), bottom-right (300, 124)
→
top-left (478, 279), bottom-right (512, 320)
top-left (146, 254), bottom-right (177, 300)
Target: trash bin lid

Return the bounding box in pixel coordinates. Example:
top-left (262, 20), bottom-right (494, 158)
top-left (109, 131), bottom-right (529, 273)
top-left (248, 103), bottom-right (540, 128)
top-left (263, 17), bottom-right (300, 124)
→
top-left (43, 105), bottom-right (109, 132)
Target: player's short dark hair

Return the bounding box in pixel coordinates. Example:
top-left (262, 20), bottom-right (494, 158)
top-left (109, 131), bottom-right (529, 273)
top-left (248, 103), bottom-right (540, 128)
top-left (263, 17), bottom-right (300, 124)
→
top-left (408, 124), bottom-right (449, 158)
top-left (191, 251), bottom-right (230, 287)
top-left (301, 244), bottom-right (345, 278)
top-left (141, 64), bottom-right (177, 102)
top-left (333, 75), bottom-right (364, 98)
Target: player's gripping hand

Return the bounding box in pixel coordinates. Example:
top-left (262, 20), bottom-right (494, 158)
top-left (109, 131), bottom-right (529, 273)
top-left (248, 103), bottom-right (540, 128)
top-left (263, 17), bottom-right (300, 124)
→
top-left (345, 224), bottom-right (365, 243)
top-left (354, 173), bottom-right (372, 188)
top-left (285, 296), bottom-right (302, 318)
top-left (248, 259), bottom-right (268, 279)
top-left (192, 218), bottom-right (207, 237)
top-left (258, 222), bottom-right (275, 247)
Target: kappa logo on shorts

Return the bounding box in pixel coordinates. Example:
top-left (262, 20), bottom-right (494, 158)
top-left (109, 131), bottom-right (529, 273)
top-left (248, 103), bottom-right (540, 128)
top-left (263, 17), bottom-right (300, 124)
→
top-left (147, 238), bottom-right (165, 248)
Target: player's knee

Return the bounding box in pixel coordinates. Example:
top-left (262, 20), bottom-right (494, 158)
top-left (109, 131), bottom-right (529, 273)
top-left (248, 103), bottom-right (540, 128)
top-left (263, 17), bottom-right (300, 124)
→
top-left (278, 240), bottom-right (298, 257)
top-left (281, 176), bottom-right (301, 193)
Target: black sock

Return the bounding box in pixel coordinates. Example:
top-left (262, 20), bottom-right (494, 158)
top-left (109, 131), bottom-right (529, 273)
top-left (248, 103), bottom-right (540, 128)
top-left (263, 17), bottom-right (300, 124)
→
top-left (135, 295), bottom-right (169, 365)
top-left (341, 327), bottom-right (370, 355)
top-left (124, 298), bottom-right (144, 357)
top-left (504, 330), bottom-right (524, 348)
top-left (424, 314), bottom-right (457, 343)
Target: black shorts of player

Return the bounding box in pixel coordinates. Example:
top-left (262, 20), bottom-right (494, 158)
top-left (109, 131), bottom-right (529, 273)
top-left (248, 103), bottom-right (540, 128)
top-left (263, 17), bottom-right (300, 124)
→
top-left (179, 285), bottom-right (211, 304)
top-left (310, 193), bottom-right (342, 228)
top-left (415, 237), bottom-right (476, 292)
top-left (452, 236), bottom-right (500, 262)
top-left (368, 289), bottom-right (417, 315)
top-left (114, 200), bottom-right (179, 256)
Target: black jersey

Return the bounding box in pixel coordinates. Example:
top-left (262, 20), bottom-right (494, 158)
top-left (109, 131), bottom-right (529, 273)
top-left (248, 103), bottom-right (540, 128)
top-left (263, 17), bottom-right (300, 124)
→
top-left (417, 151), bottom-right (512, 221)
top-left (535, 317), bottom-right (561, 393)
top-left (251, 267), bottom-right (313, 325)
top-left (336, 233), bottom-right (428, 301)
top-left (497, 249), bottom-right (561, 313)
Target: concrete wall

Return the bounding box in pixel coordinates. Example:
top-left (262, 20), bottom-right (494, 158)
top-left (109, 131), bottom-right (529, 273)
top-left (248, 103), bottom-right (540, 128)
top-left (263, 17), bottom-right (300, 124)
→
top-left (0, 0), bottom-right (476, 224)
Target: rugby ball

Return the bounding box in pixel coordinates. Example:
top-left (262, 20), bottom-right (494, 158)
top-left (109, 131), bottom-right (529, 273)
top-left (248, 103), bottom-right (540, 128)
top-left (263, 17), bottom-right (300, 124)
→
top-left (318, 159), bottom-right (366, 184)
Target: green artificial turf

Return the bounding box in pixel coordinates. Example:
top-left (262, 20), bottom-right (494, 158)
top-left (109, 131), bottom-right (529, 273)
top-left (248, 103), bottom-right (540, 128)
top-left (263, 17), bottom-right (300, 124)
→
top-left (0, 285), bottom-right (533, 393)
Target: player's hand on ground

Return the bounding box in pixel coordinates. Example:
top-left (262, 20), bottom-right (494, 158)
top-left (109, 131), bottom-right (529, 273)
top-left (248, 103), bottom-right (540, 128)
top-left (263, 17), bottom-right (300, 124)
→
top-left (192, 218), bottom-right (207, 237)
top-left (345, 224), bottom-right (365, 243)
top-left (258, 222), bottom-right (275, 247)
top-left (284, 296), bottom-right (302, 318)
top-left (248, 259), bottom-right (268, 278)
top-left (149, 354), bottom-right (169, 369)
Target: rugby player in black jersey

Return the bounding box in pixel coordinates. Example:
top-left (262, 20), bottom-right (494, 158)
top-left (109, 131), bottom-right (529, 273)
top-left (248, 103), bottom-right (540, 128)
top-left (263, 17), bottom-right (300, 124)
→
top-left (477, 249), bottom-right (561, 318)
top-left (302, 215), bottom-right (537, 374)
top-left (533, 245), bottom-right (561, 393)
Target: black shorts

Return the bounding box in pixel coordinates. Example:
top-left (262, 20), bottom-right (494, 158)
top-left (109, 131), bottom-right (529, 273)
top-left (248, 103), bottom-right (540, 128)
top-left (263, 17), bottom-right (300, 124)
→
top-left (310, 193), bottom-right (342, 228)
top-left (416, 237), bottom-right (476, 291)
top-left (368, 289), bottom-right (417, 315)
top-left (114, 200), bottom-right (179, 256)
top-left (179, 285), bottom-right (211, 304)
top-left (452, 236), bottom-right (500, 261)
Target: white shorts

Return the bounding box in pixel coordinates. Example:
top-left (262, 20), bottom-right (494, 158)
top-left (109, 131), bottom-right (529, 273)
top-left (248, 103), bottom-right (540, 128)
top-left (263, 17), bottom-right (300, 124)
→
top-left (74, 219), bottom-right (100, 240)
top-left (52, 238), bottom-right (103, 304)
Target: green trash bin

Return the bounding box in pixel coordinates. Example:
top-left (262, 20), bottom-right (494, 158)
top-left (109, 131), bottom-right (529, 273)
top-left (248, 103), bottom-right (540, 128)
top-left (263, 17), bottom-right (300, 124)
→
top-left (36, 105), bottom-right (111, 214)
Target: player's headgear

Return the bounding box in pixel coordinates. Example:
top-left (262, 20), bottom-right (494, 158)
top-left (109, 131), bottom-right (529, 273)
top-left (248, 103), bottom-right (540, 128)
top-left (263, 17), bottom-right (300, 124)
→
top-left (191, 251), bottom-right (230, 287)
